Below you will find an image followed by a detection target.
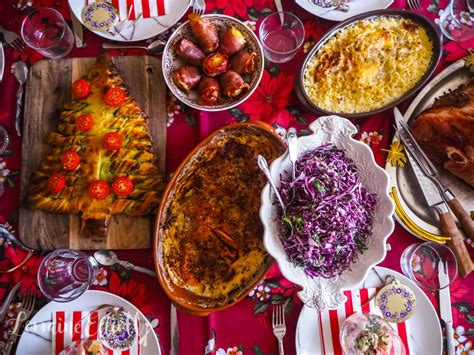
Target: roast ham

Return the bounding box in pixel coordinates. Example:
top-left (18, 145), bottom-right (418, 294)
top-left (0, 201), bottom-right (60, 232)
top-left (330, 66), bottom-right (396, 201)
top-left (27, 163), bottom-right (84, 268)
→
top-left (411, 81), bottom-right (474, 186)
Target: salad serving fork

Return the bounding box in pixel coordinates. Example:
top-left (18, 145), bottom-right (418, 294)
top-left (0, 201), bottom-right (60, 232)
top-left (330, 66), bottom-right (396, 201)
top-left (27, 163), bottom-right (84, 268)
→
top-left (272, 304), bottom-right (286, 355)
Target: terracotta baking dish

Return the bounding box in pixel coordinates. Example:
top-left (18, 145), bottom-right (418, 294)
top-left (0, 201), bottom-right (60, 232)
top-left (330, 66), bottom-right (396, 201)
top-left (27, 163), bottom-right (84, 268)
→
top-left (153, 121), bottom-right (286, 315)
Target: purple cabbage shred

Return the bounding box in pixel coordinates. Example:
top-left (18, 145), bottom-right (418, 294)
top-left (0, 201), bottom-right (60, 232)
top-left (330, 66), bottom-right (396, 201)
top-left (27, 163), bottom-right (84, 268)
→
top-left (277, 144), bottom-right (376, 279)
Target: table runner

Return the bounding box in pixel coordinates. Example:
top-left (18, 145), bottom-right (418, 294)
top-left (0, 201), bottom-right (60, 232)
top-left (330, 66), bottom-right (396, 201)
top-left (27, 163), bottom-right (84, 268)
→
top-left (1, 0), bottom-right (474, 354)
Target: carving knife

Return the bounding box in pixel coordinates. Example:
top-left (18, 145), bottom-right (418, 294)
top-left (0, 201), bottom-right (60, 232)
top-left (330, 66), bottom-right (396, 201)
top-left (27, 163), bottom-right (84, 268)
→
top-left (394, 107), bottom-right (473, 277)
top-left (69, 5), bottom-right (85, 48)
top-left (438, 260), bottom-right (455, 355)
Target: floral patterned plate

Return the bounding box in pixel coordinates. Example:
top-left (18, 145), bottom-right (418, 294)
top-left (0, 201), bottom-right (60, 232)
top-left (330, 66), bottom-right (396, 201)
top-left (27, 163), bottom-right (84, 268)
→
top-left (16, 290), bottom-right (160, 354)
top-left (295, 267), bottom-right (443, 354)
top-left (69, 0), bottom-right (190, 41)
top-left (295, 0), bottom-right (393, 22)
top-left (162, 14), bottom-right (264, 112)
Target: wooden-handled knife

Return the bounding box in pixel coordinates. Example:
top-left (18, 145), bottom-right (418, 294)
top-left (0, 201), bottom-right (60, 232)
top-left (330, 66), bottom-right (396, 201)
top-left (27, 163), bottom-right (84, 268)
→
top-left (394, 108), bottom-right (473, 277)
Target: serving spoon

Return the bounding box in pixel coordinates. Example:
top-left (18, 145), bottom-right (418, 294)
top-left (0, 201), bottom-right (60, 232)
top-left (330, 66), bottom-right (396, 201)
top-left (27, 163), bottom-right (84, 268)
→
top-left (102, 39), bottom-right (166, 55)
top-left (257, 155), bottom-right (286, 215)
top-left (94, 250), bottom-right (157, 277)
top-left (287, 127), bottom-right (298, 199)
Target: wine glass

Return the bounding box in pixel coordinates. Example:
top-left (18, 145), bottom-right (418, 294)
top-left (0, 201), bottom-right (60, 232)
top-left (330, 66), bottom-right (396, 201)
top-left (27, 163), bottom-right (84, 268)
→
top-left (37, 249), bottom-right (99, 302)
top-left (259, 12), bottom-right (305, 63)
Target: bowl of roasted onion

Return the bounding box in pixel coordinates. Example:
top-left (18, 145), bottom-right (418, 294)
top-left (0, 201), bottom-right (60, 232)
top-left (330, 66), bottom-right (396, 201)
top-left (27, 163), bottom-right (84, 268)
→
top-left (162, 14), bottom-right (264, 112)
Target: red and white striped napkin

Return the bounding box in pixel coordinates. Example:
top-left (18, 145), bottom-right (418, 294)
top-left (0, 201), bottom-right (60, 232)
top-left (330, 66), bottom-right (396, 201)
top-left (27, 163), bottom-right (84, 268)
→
top-left (52, 310), bottom-right (141, 355)
top-left (86, 0), bottom-right (168, 20)
top-left (319, 288), bottom-right (412, 354)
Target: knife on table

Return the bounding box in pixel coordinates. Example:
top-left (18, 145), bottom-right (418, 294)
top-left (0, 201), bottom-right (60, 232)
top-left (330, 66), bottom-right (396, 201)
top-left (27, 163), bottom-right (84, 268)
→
top-left (69, 5), bottom-right (85, 48)
top-left (394, 107), bottom-right (474, 277)
top-left (438, 260), bottom-right (455, 355)
top-left (0, 281), bottom-right (21, 322)
top-left (394, 111), bottom-right (474, 241)
top-left (0, 42), bottom-right (4, 82)
top-left (274, 0), bottom-right (284, 23)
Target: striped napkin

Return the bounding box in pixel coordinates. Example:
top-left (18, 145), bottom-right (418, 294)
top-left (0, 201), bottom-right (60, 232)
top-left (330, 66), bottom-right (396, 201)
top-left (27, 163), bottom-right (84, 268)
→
top-left (86, 0), bottom-right (168, 20)
top-left (52, 310), bottom-right (141, 355)
top-left (319, 288), bottom-right (411, 354)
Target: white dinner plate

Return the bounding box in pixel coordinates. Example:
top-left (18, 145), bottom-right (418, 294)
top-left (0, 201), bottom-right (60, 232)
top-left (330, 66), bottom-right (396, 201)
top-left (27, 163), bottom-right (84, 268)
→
top-left (295, 267), bottom-right (442, 355)
top-left (68, 0), bottom-right (190, 42)
top-left (16, 290), bottom-right (161, 354)
top-left (295, 0), bottom-right (394, 22)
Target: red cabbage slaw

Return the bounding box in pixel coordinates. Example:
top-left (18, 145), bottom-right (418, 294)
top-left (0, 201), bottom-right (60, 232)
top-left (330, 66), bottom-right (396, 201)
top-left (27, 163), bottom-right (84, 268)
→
top-left (277, 144), bottom-right (376, 279)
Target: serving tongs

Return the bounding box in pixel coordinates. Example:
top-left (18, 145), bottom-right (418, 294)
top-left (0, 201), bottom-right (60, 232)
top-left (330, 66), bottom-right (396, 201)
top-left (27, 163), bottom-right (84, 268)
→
top-left (394, 109), bottom-right (474, 277)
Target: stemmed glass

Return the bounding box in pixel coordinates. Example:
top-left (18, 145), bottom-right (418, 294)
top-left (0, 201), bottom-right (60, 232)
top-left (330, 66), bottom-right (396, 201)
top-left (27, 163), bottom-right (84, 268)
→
top-left (37, 249), bottom-right (99, 302)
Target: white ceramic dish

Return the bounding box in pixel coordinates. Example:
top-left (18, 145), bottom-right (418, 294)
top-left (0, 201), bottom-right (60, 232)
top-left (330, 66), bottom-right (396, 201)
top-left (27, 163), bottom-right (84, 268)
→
top-left (162, 14), bottom-right (264, 112)
top-left (16, 290), bottom-right (161, 354)
top-left (385, 57), bottom-right (474, 241)
top-left (295, 267), bottom-right (443, 355)
top-left (295, 0), bottom-right (394, 22)
top-left (260, 116), bottom-right (395, 311)
top-left (68, 0), bottom-right (190, 42)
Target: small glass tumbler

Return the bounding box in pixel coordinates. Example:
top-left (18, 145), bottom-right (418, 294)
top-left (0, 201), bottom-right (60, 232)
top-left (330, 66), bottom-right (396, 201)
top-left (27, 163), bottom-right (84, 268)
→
top-left (37, 249), bottom-right (99, 302)
top-left (438, 0), bottom-right (474, 41)
top-left (400, 242), bottom-right (458, 291)
top-left (259, 12), bottom-right (305, 63)
top-left (21, 7), bottom-right (74, 59)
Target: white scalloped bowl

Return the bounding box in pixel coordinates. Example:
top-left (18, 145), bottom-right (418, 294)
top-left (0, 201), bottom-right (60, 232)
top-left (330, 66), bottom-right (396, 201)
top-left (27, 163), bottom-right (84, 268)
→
top-left (260, 116), bottom-right (395, 311)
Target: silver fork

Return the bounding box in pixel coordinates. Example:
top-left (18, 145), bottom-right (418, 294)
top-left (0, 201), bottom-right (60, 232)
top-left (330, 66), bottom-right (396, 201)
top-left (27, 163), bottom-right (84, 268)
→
top-left (272, 304), bottom-right (286, 355)
top-left (0, 26), bottom-right (26, 52)
top-left (407, 0), bottom-right (422, 10)
top-left (192, 0), bottom-right (206, 15)
top-left (2, 291), bottom-right (36, 354)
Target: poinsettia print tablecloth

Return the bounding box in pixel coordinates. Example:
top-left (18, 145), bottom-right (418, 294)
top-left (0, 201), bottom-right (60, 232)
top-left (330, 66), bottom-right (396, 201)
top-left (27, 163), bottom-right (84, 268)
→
top-left (2, 0), bottom-right (474, 354)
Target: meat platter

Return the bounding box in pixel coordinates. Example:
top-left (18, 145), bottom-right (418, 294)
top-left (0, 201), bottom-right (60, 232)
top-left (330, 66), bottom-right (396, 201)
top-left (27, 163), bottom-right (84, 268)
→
top-left (386, 56), bottom-right (474, 240)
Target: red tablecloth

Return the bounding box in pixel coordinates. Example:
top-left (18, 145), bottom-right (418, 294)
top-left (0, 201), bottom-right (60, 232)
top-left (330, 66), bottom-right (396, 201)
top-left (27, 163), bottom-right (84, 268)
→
top-left (1, 0), bottom-right (474, 354)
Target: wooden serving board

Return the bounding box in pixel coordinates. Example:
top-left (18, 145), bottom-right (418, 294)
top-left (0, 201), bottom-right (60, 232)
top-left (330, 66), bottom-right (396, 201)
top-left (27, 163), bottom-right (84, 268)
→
top-left (19, 56), bottom-right (166, 250)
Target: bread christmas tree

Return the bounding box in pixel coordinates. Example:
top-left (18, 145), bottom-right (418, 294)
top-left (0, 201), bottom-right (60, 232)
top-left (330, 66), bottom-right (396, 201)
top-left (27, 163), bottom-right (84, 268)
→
top-left (29, 55), bottom-right (165, 237)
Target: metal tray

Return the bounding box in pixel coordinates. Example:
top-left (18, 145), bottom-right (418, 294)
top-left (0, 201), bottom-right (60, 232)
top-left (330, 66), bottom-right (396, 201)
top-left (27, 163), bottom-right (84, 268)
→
top-left (386, 57), bottom-right (474, 241)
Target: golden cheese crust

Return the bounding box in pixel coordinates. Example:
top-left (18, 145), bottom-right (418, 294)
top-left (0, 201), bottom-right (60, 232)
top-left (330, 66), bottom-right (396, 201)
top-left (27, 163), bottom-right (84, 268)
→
top-left (304, 17), bottom-right (433, 114)
top-left (161, 128), bottom-right (285, 300)
top-left (29, 55), bottom-right (165, 223)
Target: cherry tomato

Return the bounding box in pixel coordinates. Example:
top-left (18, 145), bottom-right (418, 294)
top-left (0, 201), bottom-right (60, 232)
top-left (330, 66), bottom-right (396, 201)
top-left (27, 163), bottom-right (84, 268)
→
top-left (47, 173), bottom-right (66, 194)
top-left (104, 87), bottom-right (126, 107)
top-left (112, 176), bottom-right (134, 197)
top-left (61, 151), bottom-right (80, 170)
top-left (103, 132), bottom-right (123, 150)
top-left (88, 180), bottom-right (110, 200)
top-left (72, 79), bottom-right (90, 99)
top-left (76, 114), bottom-right (94, 131)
